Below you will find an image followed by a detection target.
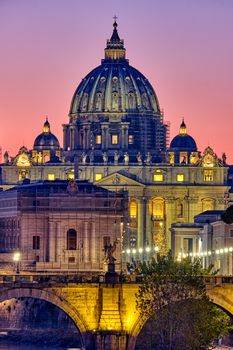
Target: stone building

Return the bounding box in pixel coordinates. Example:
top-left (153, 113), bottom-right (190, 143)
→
top-left (0, 21), bottom-right (229, 261)
top-left (0, 180), bottom-right (126, 272)
top-left (171, 210), bottom-right (233, 275)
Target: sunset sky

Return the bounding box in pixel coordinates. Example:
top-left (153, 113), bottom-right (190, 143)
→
top-left (0, 0), bottom-right (233, 161)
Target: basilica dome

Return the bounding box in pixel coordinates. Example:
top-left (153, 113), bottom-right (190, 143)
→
top-left (64, 21), bottom-right (168, 160)
top-left (34, 119), bottom-right (60, 151)
top-left (69, 22), bottom-right (160, 117)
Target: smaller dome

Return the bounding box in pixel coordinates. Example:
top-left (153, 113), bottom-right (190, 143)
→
top-left (34, 119), bottom-right (60, 150)
top-left (170, 120), bottom-right (197, 151)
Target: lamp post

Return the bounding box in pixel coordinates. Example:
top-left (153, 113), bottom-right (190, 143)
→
top-left (13, 252), bottom-right (21, 274)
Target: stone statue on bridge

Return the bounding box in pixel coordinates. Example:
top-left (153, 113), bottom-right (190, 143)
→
top-left (104, 240), bottom-right (118, 263)
top-left (103, 240), bottom-right (119, 283)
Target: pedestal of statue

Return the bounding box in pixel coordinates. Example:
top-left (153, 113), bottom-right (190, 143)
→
top-left (105, 257), bottom-right (119, 283)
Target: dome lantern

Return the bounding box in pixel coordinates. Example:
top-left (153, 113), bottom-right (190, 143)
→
top-left (104, 18), bottom-right (126, 62)
top-left (43, 117), bottom-right (50, 133)
top-left (179, 119), bottom-right (187, 135)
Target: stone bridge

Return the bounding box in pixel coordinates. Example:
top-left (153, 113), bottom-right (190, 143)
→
top-left (0, 274), bottom-right (232, 350)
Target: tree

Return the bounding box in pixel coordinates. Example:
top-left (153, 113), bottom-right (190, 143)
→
top-left (136, 253), bottom-right (230, 350)
top-left (221, 205), bottom-right (233, 224)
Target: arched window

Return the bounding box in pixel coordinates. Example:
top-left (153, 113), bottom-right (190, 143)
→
top-left (129, 200), bottom-right (138, 228)
top-left (67, 229), bottom-right (77, 250)
top-left (151, 198), bottom-right (165, 220)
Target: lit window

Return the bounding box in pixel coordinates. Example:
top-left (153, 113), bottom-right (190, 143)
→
top-left (179, 152), bottom-right (188, 164)
top-left (68, 173), bottom-right (75, 180)
top-left (130, 200), bottom-right (137, 218)
top-left (128, 135), bottom-right (134, 144)
top-left (169, 152), bottom-right (174, 165)
top-left (95, 173), bottom-right (102, 181)
top-left (111, 135), bottom-right (118, 144)
top-left (152, 198), bottom-right (164, 219)
top-left (48, 173), bottom-right (55, 181)
top-left (96, 135), bottom-right (102, 144)
top-left (176, 174), bottom-right (184, 182)
top-left (204, 170), bottom-right (213, 182)
top-left (154, 173), bottom-right (164, 182)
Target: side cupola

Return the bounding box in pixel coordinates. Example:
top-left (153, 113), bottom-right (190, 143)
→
top-left (168, 120), bottom-right (199, 165)
top-left (32, 118), bottom-right (61, 163)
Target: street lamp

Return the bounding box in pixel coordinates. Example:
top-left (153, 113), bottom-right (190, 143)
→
top-left (13, 252), bottom-right (21, 274)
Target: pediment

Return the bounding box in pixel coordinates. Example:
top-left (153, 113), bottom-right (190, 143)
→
top-left (95, 172), bottom-right (145, 187)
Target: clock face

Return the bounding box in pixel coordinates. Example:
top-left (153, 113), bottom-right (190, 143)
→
top-left (17, 153), bottom-right (30, 167)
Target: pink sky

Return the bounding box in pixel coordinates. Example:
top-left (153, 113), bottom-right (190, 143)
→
top-left (0, 0), bottom-right (233, 162)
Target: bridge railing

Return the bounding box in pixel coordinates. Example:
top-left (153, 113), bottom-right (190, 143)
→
top-left (0, 273), bottom-right (231, 286)
top-left (203, 275), bottom-right (233, 287)
top-left (0, 273), bottom-right (144, 285)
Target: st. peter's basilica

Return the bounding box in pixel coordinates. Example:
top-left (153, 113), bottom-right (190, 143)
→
top-left (0, 21), bottom-right (230, 271)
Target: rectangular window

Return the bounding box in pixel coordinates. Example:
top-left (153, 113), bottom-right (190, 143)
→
top-left (95, 173), bottom-right (102, 181)
top-left (204, 170), bottom-right (213, 182)
top-left (68, 257), bottom-right (75, 263)
top-left (169, 152), bottom-right (174, 165)
top-left (111, 134), bottom-right (118, 144)
top-left (179, 152), bottom-right (188, 164)
top-left (103, 236), bottom-right (110, 248)
top-left (230, 230), bottom-right (233, 238)
top-left (33, 236), bottom-right (40, 250)
top-left (154, 174), bottom-right (164, 182)
top-left (96, 135), bottom-right (102, 144)
top-left (48, 173), bottom-right (55, 181)
top-left (176, 174), bottom-right (184, 182)
top-left (183, 238), bottom-right (193, 253)
top-left (128, 135), bottom-right (134, 144)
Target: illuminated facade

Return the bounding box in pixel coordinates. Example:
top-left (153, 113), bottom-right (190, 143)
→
top-left (0, 21), bottom-right (229, 262)
top-left (0, 181), bottom-right (125, 271)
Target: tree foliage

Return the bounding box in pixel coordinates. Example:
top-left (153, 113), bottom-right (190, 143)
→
top-left (221, 205), bottom-right (233, 224)
top-left (136, 253), bottom-right (230, 350)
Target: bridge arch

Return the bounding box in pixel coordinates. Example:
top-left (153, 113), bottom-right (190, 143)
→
top-left (0, 287), bottom-right (89, 348)
top-left (127, 285), bottom-right (233, 350)
top-left (207, 286), bottom-right (233, 316)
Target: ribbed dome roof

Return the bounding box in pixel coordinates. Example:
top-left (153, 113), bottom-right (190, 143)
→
top-left (34, 119), bottom-right (60, 150)
top-left (69, 21), bottom-right (160, 116)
